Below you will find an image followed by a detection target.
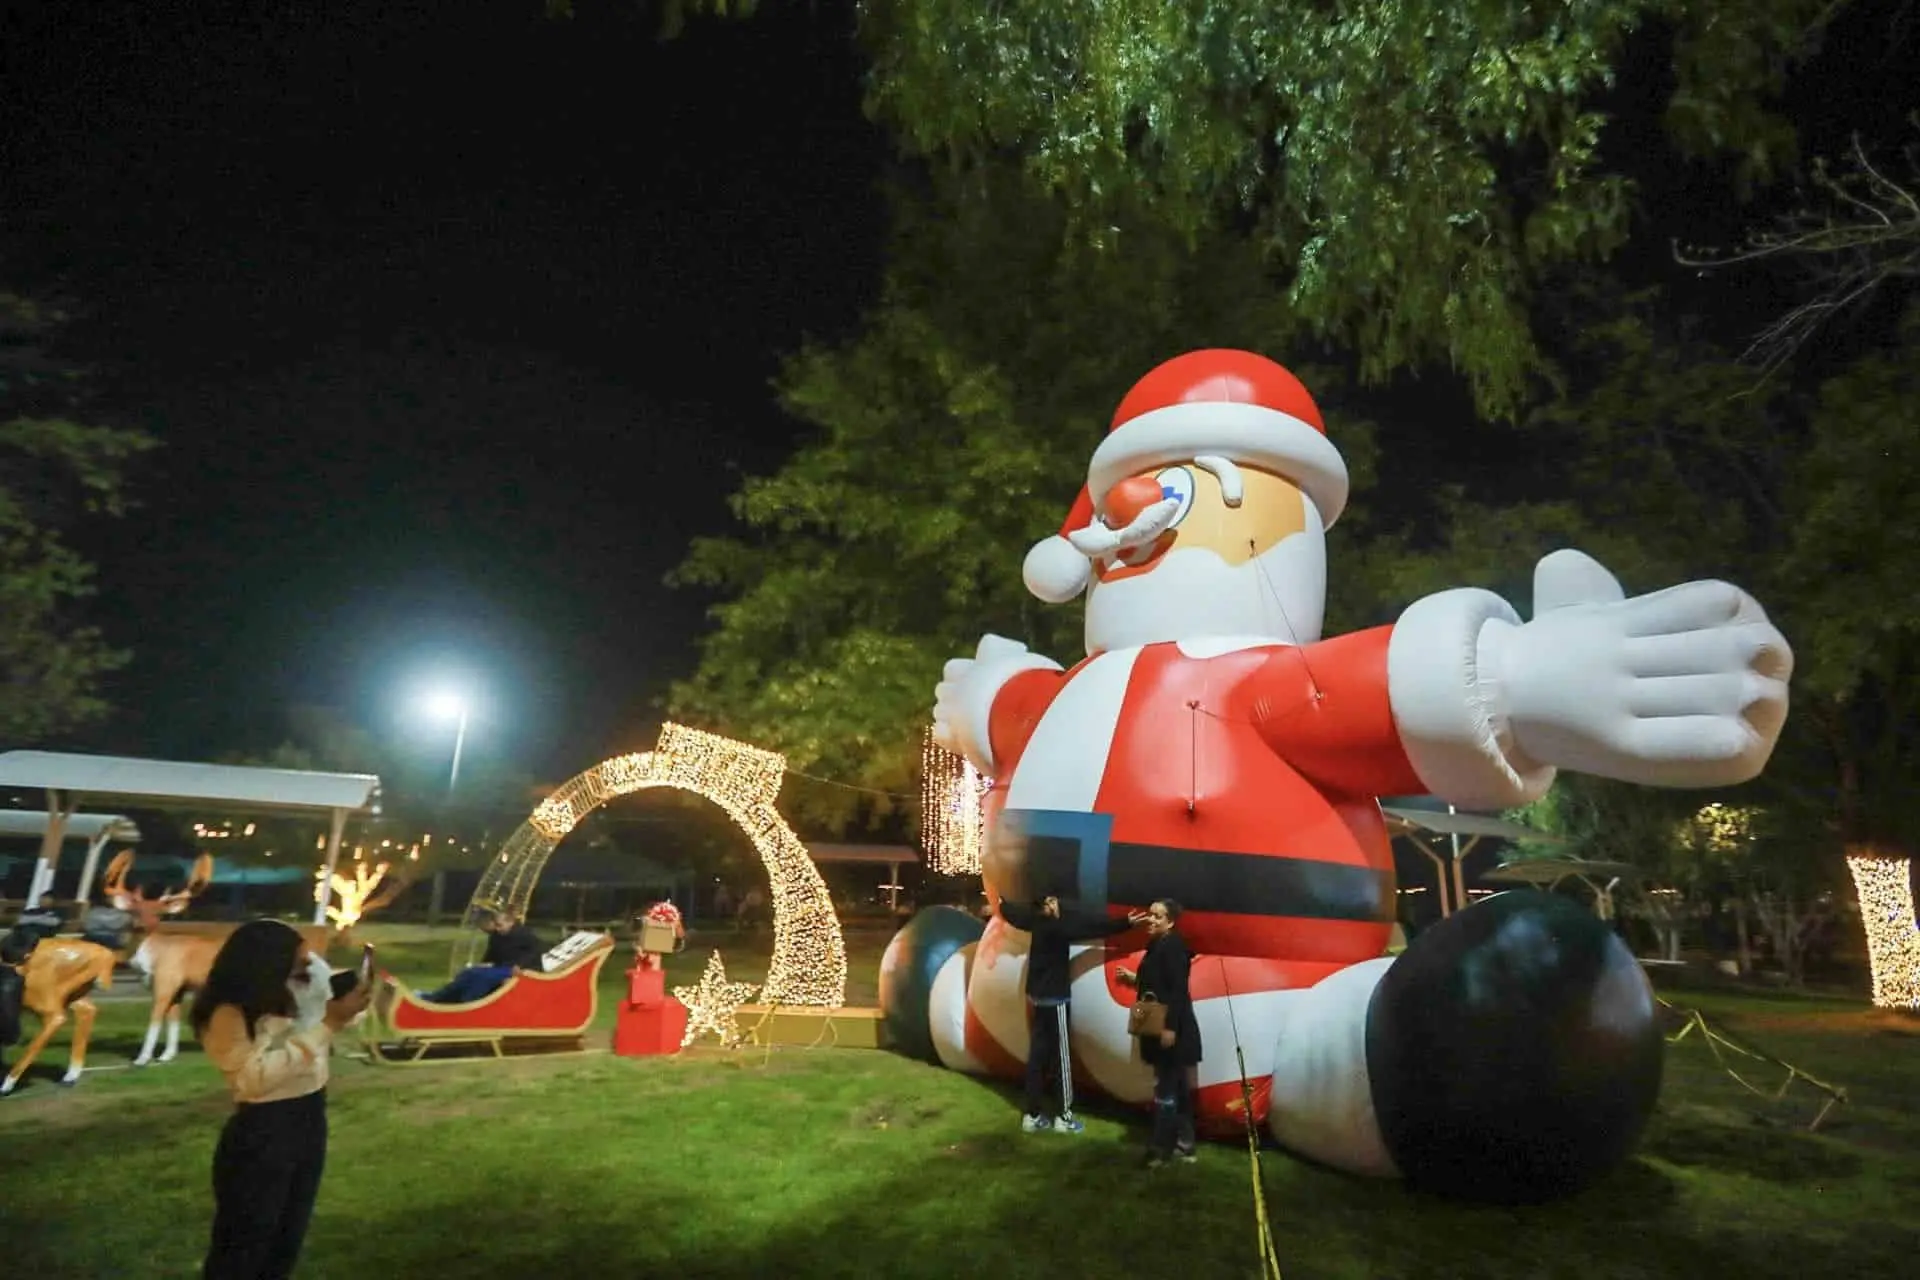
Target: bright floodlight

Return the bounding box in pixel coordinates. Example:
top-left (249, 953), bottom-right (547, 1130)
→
top-left (423, 691), bottom-right (467, 723)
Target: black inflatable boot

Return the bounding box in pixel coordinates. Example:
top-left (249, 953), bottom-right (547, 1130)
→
top-left (1365, 889), bottom-right (1664, 1203)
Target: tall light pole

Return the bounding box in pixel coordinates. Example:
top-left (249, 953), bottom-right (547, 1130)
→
top-left (425, 692), bottom-right (469, 792)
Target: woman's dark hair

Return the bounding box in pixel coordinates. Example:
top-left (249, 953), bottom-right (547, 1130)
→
top-left (1155, 898), bottom-right (1184, 923)
top-left (189, 919), bottom-right (302, 1040)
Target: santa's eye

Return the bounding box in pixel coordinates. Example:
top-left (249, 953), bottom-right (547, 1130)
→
top-left (1154, 467), bottom-right (1196, 527)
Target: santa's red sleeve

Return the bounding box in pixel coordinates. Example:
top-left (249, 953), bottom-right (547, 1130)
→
top-left (1249, 626), bottom-right (1426, 797)
top-left (1255, 588), bottom-right (1558, 810)
top-left (984, 667), bottom-right (1068, 777)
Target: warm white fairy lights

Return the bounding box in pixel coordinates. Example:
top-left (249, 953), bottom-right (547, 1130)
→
top-left (456, 722), bottom-right (848, 1007)
top-left (673, 950), bottom-right (761, 1048)
top-left (1845, 852), bottom-right (1920, 1012)
top-left (920, 728), bottom-right (992, 876)
top-left (317, 860), bottom-right (398, 932)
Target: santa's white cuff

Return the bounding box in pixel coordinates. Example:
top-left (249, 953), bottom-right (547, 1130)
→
top-left (1386, 589), bottom-right (1555, 810)
top-left (957, 651), bottom-right (1062, 776)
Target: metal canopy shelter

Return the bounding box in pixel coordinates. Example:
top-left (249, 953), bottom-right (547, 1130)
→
top-left (808, 843), bottom-right (917, 912)
top-left (1381, 802), bottom-right (1565, 919)
top-left (0, 809), bottom-right (142, 910)
top-left (0, 751), bottom-right (380, 922)
top-left (1483, 856), bottom-right (1644, 921)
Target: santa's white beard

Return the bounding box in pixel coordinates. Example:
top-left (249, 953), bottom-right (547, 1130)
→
top-left (1082, 517), bottom-right (1328, 655)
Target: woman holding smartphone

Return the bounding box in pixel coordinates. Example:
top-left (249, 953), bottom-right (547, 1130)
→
top-left (189, 919), bottom-right (371, 1279)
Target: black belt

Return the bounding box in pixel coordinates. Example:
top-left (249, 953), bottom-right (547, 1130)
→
top-left (990, 809), bottom-right (1392, 923)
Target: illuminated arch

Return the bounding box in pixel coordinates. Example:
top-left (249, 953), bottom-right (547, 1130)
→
top-left (455, 723), bottom-right (848, 1007)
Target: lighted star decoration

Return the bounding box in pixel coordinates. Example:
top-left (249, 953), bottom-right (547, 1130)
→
top-left (674, 950), bottom-right (761, 1049)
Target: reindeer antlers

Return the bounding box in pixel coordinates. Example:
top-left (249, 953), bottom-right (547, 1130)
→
top-left (102, 850), bottom-right (137, 905)
top-left (102, 850), bottom-right (214, 915)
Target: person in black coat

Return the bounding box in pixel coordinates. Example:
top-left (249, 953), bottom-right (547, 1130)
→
top-left (1117, 898), bottom-right (1203, 1166)
top-left (998, 894), bottom-right (1147, 1133)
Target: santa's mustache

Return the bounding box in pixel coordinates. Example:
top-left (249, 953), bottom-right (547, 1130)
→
top-left (1063, 496), bottom-right (1182, 562)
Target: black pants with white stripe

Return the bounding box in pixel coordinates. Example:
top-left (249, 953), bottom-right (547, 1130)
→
top-left (1024, 999), bottom-right (1074, 1119)
top-left (204, 1089), bottom-right (328, 1280)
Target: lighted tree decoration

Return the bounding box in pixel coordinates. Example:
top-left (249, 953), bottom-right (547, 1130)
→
top-left (920, 728), bottom-right (992, 877)
top-left (316, 859), bottom-right (414, 935)
top-left (1845, 852), bottom-right (1920, 1012)
top-left (674, 950), bottom-right (760, 1048)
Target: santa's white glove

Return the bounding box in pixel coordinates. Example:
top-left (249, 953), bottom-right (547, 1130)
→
top-left (1477, 550), bottom-right (1793, 788)
top-left (290, 951), bottom-right (334, 1029)
top-left (932, 634), bottom-right (1062, 775)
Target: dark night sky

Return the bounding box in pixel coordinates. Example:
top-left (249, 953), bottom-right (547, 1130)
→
top-left (1, 0), bottom-right (886, 781)
top-left (2, 0), bottom-right (1915, 791)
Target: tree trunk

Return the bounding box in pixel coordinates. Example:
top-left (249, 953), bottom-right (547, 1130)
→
top-left (1731, 896), bottom-right (1753, 976)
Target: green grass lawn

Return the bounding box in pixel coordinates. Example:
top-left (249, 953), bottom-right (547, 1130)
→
top-left (2, 924), bottom-right (1916, 1279)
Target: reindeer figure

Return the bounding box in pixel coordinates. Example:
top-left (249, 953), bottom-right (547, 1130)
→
top-left (103, 850), bottom-right (218, 1066)
top-left (1, 937), bottom-right (118, 1095)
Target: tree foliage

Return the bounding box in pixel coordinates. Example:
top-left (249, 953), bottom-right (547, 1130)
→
top-left (855, 0), bottom-right (1834, 417)
top-left (0, 288), bottom-right (155, 743)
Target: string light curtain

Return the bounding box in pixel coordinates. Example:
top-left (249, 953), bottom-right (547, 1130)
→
top-left (920, 728), bottom-right (992, 877)
top-left (454, 723), bottom-right (848, 1007)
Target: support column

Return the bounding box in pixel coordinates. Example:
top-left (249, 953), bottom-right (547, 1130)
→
top-left (74, 830), bottom-right (115, 910)
top-left (428, 869), bottom-right (447, 926)
top-left (314, 807), bottom-right (348, 925)
top-left (26, 789), bottom-right (76, 911)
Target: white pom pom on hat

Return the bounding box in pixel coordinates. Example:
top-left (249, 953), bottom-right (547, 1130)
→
top-left (1023, 350), bottom-right (1349, 603)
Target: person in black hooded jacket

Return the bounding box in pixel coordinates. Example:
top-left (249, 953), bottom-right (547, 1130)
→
top-left (1118, 898), bottom-right (1203, 1166)
top-left (998, 894), bottom-right (1147, 1134)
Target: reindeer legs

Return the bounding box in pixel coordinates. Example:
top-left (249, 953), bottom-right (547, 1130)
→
top-left (161, 1004), bottom-right (183, 1062)
top-left (61, 998), bottom-right (96, 1084)
top-left (134, 1015), bottom-right (163, 1066)
top-left (1, 1006), bottom-right (66, 1096)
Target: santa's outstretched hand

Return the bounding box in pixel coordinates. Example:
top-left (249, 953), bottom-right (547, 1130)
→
top-left (932, 634), bottom-right (1062, 775)
top-left (1479, 550), bottom-right (1793, 788)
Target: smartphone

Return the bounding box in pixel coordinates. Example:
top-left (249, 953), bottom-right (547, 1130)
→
top-left (327, 945), bottom-right (378, 1000)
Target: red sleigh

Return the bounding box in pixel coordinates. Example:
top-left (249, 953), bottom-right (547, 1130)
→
top-left (364, 934), bottom-right (615, 1065)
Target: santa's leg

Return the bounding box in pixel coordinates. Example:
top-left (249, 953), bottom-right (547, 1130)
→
top-left (1265, 889), bottom-right (1664, 1203)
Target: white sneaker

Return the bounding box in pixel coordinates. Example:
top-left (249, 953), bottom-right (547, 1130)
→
top-left (1021, 1113), bottom-right (1049, 1133)
top-left (1053, 1114), bottom-right (1085, 1134)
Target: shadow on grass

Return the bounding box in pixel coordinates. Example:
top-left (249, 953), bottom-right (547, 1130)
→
top-left (1643, 1107), bottom-right (1863, 1185)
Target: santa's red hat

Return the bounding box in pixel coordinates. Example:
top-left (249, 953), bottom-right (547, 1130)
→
top-left (1022, 349), bottom-right (1350, 602)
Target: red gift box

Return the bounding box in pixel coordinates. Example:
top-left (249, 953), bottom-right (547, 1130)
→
top-left (613, 997), bottom-right (688, 1057)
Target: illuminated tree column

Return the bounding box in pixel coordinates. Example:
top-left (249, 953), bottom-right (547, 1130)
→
top-left (458, 723), bottom-right (848, 1007)
top-left (1845, 853), bottom-right (1920, 1011)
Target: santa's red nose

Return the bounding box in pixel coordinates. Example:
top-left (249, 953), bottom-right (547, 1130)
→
top-left (1103, 475), bottom-right (1166, 529)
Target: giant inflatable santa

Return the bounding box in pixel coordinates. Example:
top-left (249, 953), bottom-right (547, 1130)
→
top-left (881, 349), bottom-right (1793, 1202)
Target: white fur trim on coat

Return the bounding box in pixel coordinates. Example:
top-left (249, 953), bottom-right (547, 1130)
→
top-left (1386, 588), bottom-right (1556, 810)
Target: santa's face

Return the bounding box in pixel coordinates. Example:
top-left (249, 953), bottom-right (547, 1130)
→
top-left (1082, 462), bottom-right (1328, 653)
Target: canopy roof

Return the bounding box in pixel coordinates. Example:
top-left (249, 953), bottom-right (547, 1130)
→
top-left (1484, 857), bottom-right (1643, 884)
top-left (1380, 803), bottom-right (1565, 844)
top-left (807, 843), bottom-right (916, 865)
top-left (0, 751), bottom-right (380, 815)
top-left (0, 809), bottom-right (140, 842)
